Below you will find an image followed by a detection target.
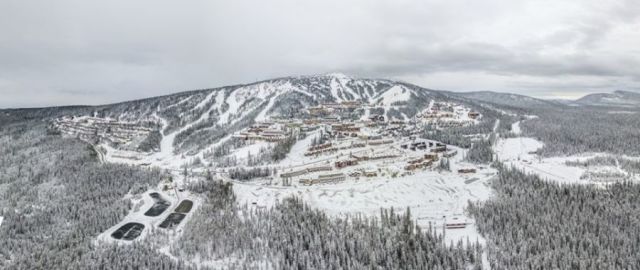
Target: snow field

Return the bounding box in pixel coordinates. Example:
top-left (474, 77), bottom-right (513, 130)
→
top-left (232, 165), bottom-right (495, 245)
top-left (495, 119), bottom-right (640, 185)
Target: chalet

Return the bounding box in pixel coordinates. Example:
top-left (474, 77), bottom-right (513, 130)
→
top-left (405, 162), bottom-right (427, 171)
top-left (341, 101), bottom-right (361, 108)
top-left (424, 153), bottom-right (439, 161)
top-left (309, 142), bottom-right (332, 152)
top-left (457, 168), bottom-right (477, 174)
top-left (281, 165), bottom-right (334, 182)
top-left (332, 123), bottom-right (361, 133)
top-left (318, 173), bottom-right (346, 181)
top-left (369, 115), bottom-right (385, 122)
top-left (443, 150), bottom-right (458, 158)
top-left (431, 145), bottom-right (447, 153)
top-left (363, 170), bottom-right (378, 177)
top-left (359, 134), bottom-right (382, 141)
top-left (335, 159), bottom-right (358, 169)
top-left (233, 132), bottom-right (261, 141)
top-left (468, 112), bottom-right (480, 119)
top-left (300, 173), bottom-right (346, 185)
top-left (247, 127), bottom-right (263, 133)
top-left (368, 139), bottom-right (393, 146)
top-left (408, 158), bottom-right (424, 165)
top-left (304, 147), bottom-right (338, 156)
top-left (445, 216), bottom-right (468, 229)
top-left (445, 222), bottom-right (467, 229)
top-left (303, 119), bottom-right (320, 125)
top-left (306, 165), bottom-right (333, 173)
top-left (351, 153), bottom-right (369, 161)
top-left (410, 141), bottom-right (427, 150)
top-left (307, 106), bottom-right (327, 115)
top-left (260, 130), bottom-right (288, 142)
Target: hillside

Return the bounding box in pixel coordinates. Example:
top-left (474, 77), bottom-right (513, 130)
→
top-left (454, 91), bottom-right (562, 109)
top-left (574, 90), bottom-right (640, 107)
top-left (2, 73), bottom-right (505, 269)
top-left (42, 73), bottom-right (507, 169)
top-left (5, 74), bottom-right (640, 269)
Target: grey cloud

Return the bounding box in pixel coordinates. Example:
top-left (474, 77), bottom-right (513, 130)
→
top-left (0, 0), bottom-right (639, 108)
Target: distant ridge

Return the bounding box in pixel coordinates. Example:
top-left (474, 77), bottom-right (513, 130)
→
top-left (573, 90), bottom-right (640, 107)
top-left (453, 91), bottom-right (562, 108)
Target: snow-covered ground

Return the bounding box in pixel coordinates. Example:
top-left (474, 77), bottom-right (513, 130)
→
top-left (231, 141), bottom-right (274, 161)
top-left (0, 216), bottom-right (3, 227)
top-left (233, 165), bottom-right (494, 245)
top-left (495, 120), bottom-right (640, 185)
top-left (511, 121), bottom-right (521, 135)
top-left (495, 137), bottom-right (580, 183)
top-left (230, 136), bottom-right (496, 246)
top-left (376, 85), bottom-right (411, 106)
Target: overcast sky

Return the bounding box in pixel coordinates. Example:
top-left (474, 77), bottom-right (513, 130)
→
top-left (1, 0), bottom-right (639, 108)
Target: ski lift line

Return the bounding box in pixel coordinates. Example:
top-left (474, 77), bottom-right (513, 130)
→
top-left (520, 163), bottom-right (567, 180)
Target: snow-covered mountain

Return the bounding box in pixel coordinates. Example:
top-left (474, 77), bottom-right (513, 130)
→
top-left (51, 73), bottom-right (462, 157)
top-left (573, 90), bottom-right (640, 107)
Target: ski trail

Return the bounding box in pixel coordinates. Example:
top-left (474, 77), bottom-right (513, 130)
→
top-left (330, 78), bottom-right (344, 102)
top-left (255, 90), bottom-right (288, 122)
top-left (192, 91), bottom-right (217, 111)
top-left (166, 95), bottom-right (194, 110)
top-left (338, 76), bottom-right (359, 100)
top-left (156, 90), bottom-right (221, 162)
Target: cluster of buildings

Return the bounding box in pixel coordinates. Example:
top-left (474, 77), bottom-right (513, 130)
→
top-left (280, 165), bottom-right (334, 185)
top-left (51, 116), bottom-right (155, 149)
top-left (304, 142), bottom-right (367, 157)
top-left (415, 102), bottom-right (480, 128)
top-left (307, 101), bottom-right (362, 116)
top-left (256, 99), bottom-right (484, 186)
top-left (300, 173), bottom-right (347, 185)
top-left (405, 152), bottom-right (440, 171)
top-left (233, 122), bottom-right (290, 142)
